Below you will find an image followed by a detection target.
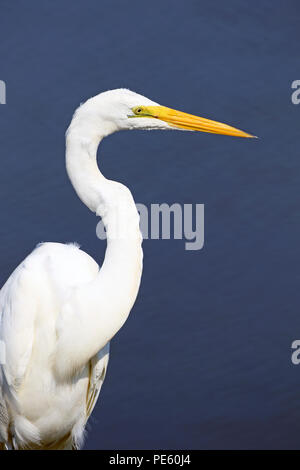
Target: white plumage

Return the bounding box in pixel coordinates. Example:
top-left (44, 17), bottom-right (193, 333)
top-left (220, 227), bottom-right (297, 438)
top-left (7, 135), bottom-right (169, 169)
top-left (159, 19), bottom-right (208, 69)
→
top-left (0, 243), bottom-right (110, 449)
top-left (0, 89), bottom-right (253, 449)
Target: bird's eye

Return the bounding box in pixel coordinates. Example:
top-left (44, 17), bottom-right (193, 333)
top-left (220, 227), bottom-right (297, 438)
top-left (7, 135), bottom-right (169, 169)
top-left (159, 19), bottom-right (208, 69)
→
top-left (131, 106), bottom-right (145, 116)
top-left (129, 106), bottom-right (148, 118)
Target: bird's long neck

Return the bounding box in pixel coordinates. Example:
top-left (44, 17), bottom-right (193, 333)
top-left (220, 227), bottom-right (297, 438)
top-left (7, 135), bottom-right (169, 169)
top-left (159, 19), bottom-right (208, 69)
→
top-left (61, 119), bottom-right (143, 373)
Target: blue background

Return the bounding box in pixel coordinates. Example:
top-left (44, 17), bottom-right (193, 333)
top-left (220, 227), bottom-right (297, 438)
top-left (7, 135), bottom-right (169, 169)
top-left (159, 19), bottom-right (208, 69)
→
top-left (0, 0), bottom-right (299, 449)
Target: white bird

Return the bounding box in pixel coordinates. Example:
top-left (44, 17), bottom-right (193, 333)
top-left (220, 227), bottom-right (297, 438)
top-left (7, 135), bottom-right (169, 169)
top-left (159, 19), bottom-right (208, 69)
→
top-left (0, 89), bottom-right (254, 450)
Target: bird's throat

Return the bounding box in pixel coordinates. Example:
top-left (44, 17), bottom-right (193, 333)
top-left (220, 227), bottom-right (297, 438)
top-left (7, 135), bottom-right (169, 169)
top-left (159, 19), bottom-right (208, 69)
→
top-left (64, 121), bottom-right (143, 361)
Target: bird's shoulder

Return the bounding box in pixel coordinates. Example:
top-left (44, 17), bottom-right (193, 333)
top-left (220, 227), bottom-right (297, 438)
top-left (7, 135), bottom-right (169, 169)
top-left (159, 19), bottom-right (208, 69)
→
top-left (0, 242), bottom-right (100, 392)
top-left (25, 242), bottom-right (100, 285)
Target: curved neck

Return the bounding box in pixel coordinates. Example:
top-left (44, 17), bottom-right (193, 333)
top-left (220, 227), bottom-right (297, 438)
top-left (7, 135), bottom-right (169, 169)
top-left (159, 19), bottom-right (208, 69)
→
top-left (59, 119), bottom-right (143, 375)
top-left (66, 127), bottom-right (106, 214)
top-left (66, 119), bottom-right (142, 237)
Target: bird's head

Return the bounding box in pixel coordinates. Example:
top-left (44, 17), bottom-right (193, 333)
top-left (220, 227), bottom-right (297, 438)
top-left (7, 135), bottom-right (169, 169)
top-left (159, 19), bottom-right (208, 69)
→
top-left (70, 88), bottom-right (255, 138)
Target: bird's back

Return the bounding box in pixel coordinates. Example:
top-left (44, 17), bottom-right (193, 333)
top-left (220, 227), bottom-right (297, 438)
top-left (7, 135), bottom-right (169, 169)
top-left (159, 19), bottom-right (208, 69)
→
top-left (0, 242), bottom-right (109, 449)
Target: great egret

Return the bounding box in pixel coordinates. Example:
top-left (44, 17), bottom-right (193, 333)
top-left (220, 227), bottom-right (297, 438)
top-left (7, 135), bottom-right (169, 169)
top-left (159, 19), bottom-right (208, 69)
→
top-left (0, 89), bottom-right (254, 450)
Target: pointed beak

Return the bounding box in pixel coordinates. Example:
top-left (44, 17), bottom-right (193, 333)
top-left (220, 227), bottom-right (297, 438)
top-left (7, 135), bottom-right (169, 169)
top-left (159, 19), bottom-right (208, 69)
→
top-left (145, 105), bottom-right (256, 138)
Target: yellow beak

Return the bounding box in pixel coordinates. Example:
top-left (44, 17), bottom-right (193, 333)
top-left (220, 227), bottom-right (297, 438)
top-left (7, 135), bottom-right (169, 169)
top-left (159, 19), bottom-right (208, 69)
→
top-left (134, 105), bottom-right (256, 138)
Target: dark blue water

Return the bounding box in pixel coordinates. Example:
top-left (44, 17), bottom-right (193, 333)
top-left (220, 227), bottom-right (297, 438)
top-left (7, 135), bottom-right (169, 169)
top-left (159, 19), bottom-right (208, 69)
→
top-left (0, 0), bottom-right (300, 449)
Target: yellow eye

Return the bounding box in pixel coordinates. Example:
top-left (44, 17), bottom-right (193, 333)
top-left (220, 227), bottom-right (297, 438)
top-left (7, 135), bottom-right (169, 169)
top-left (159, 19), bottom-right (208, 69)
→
top-left (129, 106), bottom-right (154, 118)
top-left (132, 106), bottom-right (145, 116)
